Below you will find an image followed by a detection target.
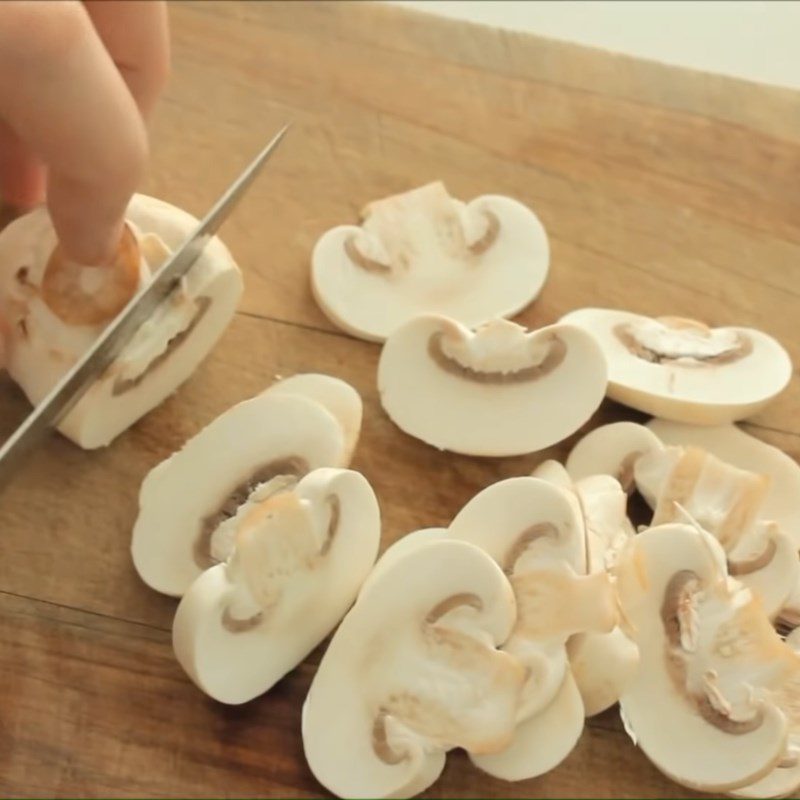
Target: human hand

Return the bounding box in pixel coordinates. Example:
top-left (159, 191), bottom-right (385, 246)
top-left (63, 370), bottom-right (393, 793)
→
top-left (0, 1), bottom-right (169, 369)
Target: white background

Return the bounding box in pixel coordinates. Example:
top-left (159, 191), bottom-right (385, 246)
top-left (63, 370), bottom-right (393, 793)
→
top-left (391, 1), bottom-right (800, 90)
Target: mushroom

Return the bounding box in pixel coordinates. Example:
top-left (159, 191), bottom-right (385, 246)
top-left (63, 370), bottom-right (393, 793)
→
top-left (311, 181), bottom-right (549, 342)
top-left (132, 385), bottom-right (354, 597)
top-left (172, 467), bottom-right (380, 704)
top-left (533, 459), bottom-right (639, 716)
top-left (469, 670), bottom-right (584, 781)
top-left (647, 419), bottom-right (800, 630)
top-left (265, 373), bottom-right (363, 465)
top-left (447, 477), bottom-right (617, 778)
top-left (378, 314), bottom-right (607, 456)
top-left (560, 309), bottom-right (792, 424)
top-left (565, 421), bottom-right (665, 492)
top-left (302, 538), bottom-right (526, 799)
top-left (615, 522), bottom-right (793, 793)
top-left (0, 194), bottom-right (243, 448)
top-left (634, 446), bottom-right (799, 618)
top-left (731, 634), bottom-right (800, 798)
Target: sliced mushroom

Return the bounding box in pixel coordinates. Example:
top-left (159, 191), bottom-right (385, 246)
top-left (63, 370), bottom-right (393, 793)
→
top-left (265, 373), bottom-right (363, 464)
top-left (634, 446), bottom-right (799, 618)
top-left (470, 670), bottom-right (584, 781)
top-left (0, 194), bottom-right (243, 448)
top-left (567, 627), bottom-right (639, 718)
top-left (311, 181), bottom-right (549, 342)
top-left (172, 467), bottom-right (380, 704)
top-left (566, 421), bottom-right (665, 492)
top-left (447, 477), bottom-right (618, 778)
top-left (561, 309), bottom-right (792, 424)
top-left (132, 390), bottom-right (349, 597)
top-left (533, 460), bottom-right (640, 716)
top-left (647, 421), bottom-right (800, 548)
top-left (731, 635), bottom-right (800, 798)
top-left (615, 523), bottom-right (791, 792)
top-left (302, 539), bottom-right (526, 799)
top-left (378, 314), bottom-right (607, 456)
top-left (648, 419), bottom-right (800, 631)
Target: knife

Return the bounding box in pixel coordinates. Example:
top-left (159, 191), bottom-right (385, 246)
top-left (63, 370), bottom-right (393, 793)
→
top-left (0, 124), bottom-right (290, 490)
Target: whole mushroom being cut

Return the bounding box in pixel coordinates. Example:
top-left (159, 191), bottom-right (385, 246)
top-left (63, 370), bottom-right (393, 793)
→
top-left (311, 181), bottom-right (549, 342)
top-left (0, 194), bottom-right (243, 448)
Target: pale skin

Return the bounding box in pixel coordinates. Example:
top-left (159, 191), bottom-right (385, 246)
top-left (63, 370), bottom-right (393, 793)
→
top-left (0, 0), bottom-right (170, 368)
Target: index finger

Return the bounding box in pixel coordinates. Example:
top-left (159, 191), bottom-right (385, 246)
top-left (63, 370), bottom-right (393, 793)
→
top-left (0, 2), bottom-right (148, 266)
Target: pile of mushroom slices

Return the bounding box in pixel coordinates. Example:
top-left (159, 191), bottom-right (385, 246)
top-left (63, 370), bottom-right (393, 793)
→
top-left (560, 417), bottom-right (800, 796)
top-left (131, 374), bottom-right (382, 705)
top-left (312, 181), bottom-right (614, 456)
top-left (303, 475), bottom-right (623, 799)
top-left (0, 194), bottom-right (243, 448)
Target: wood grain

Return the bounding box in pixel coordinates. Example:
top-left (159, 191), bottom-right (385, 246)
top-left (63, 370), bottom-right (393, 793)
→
top-left (1, 1), bottom-right (798, 797)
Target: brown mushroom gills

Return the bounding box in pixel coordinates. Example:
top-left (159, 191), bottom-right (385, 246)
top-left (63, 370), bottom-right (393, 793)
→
top-left (41, 223), bottom-right (141, 326)
top-left (614, 317), bottom-right (753, 367)
top-left (661, 571), bottom-right (764, 735)
top-left (503, 523), bottom-right (560, 573)
top-left (428, 332), bottom-right (567, 386)
top-left (194, 460), bottom-right (308, 570)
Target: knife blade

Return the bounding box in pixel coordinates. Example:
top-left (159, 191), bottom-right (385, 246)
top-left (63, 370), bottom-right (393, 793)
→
top-left (0, 123), bottom-right (290, 490)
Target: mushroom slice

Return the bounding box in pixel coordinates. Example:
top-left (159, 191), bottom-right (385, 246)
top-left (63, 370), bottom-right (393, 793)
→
top-left (0, 194), bottom-right (243, 448)
top-left (566, 421), bottom-right (665, 492)
top-left (470, 669), bottom-right (584, 781)
top-left (302, 539), bottom-right (526, 799)
top-left (378, 314), bottom-right (607, 456)
top-left (561, 309), bottom-right (792, 424)
top-left (132, 391), bottom-right (348, 597)
top-left (311, 181), bottom-right (549, 342)
top-left (172, 467), bottom-right (380, 704)
top-left (533, 461), bottom-right (639, 716)
top-left (634, 446), bottom-right (799, 618)
top-left (448, 477), bottom-right (617, 778)
top-left (616, 523), bottom-right (790, 792)
top-left (647, 420), bottom-right (800, 549)
top-left (266, 373), bottom-right (363, 464)
top-left (567, 626), bottom-right (639, 718)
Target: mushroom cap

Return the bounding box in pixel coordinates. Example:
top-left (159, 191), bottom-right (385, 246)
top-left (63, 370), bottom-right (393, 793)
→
top-left (566, 421), bottom-right (665, 492)
top-left (561, 308), bottom-right (792, 424)
top-left (172, 468), bottom-right (380, 704)
top-left (266, 373), bottom-right (363, 464)
top-left (0, 194), bottom-right (242, 448)
top-left (378, 314), bottom-right (607, 457)
top-left (470, 670), bottom-right (584, 781)
top-left (616, 524), bottom-right (789, 792)
top-left (567, 627), bottom-right (639, 717)
top-left (311, 182), bottom-right (549, 342)
top-left (302, 538), bottom-right (524, 799)
top-left (131, 391), bottom-right (347, 597)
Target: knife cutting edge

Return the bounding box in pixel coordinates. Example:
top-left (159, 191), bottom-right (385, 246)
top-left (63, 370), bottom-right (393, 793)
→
top-left (0, 123), bottom-right (290, 491)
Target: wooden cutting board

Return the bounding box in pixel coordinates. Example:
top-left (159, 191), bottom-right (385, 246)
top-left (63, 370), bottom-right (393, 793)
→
top-left (1, 2), bottom-right (799, 797)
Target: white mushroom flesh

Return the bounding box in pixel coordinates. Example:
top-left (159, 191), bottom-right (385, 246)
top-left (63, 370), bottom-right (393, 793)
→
top-left (311, 181), bottom-right (550, 342)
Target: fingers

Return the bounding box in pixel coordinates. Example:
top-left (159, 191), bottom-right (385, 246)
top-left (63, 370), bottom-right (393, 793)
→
top-left (0, 121), bottom-right (45, 210)
top-left (83, 0), bottom-right (170, 120)
top-left (0, 1), bottom-right (147, 265)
